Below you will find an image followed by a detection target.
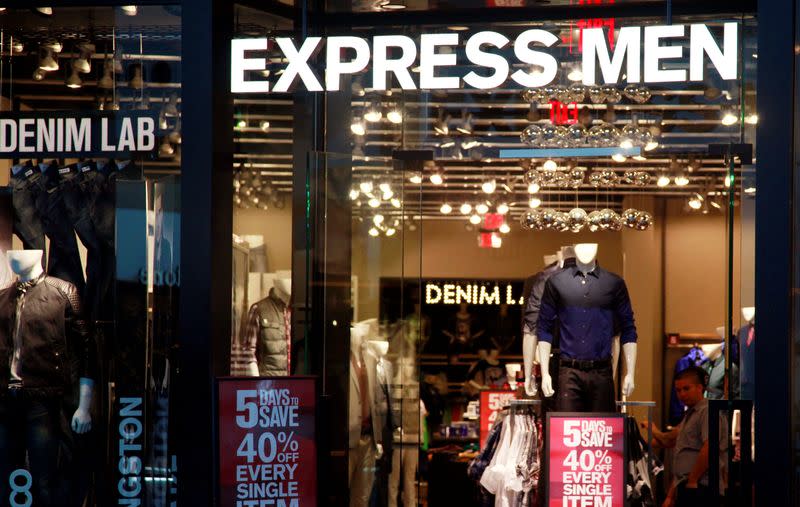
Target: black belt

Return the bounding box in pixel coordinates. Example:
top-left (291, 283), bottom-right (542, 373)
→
top-left (559, 357), bottom-right (611, 371)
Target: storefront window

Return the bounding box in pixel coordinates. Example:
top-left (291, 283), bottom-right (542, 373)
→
top-left (312, 14), bottom-right (755, 506)
top-left (0, 5), bottom-right (181, 506)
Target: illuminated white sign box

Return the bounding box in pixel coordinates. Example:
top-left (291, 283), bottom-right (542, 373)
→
top-left (232, 23), bottom-right (738, 93)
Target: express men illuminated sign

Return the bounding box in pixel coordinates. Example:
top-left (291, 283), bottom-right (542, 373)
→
top-left (232, 22), bottom-right (737, 93)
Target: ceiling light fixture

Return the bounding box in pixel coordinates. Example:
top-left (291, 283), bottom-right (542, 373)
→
top-left (260, 120), bottom-right (270, 132)
top-left (128, 64), bottom-right (143, 89)
top-left (121, 5), bottom-right (138, 15)
top-left (65, 66), bottom-right (82, 89)
top-left (351, 118), bottom-right (366, 136)
top-left (73, 43), bottom-right (94, 73)
top-left (385, 227), bottom-right (397, 236)
top-left (528, 182), bottom-right (540, 194)
top-left (387, 106), bottom-right (403, 124)
top-left (567, 66), bottom-right (584, 82)
top-left (433, 110), bottom-right (450, 136)
top-left (499, 222), bottom-right (511, 234)
top-left (38, 48), bottom-right (59, 71)
top-left (481, 179), bottom-right (496, 194)
top-left (368, 227), bottom-right (380, 237)
top-left (32, 68), bottom-right (46, 81)
top-left (745, 113), bottom-right (758, 125)
top-left (158, 138), bottom-right (174, 157)
top-left (349, 188), bottom-right (359, 200)
top-left (429, 170), bottom-right (444, 185)
top-left (368, 197), bottom-right (381, 208)
top-left (612, 153), bottom-right (627, 163)
top-left (364, 99), bottom-right (382, 122)
top-left (497, 203), bottom-right (509, 215)
top-left (460, 203), bottom-right (472, 215)
top-left (644, 140), bottom-right (659, 151)
top-left (440, 203), bottom-right (453, 214)
top-left (359, 181), bottom-right (374, 194)
top-left (469, 214), bottom-right (482, 225)
top-left (529, 197), bottom-right (542, 208)
top-left (409, 173), bottom-right (423, 184)
top-left (656, 173), bottom-right (671, 187)
top-left (373, 214), bottom-right (385, 226)
top-left (542, 159), bottom-right (558, 171)
top-left (721, 106), bottom-right (737, 126)
top-left (688, 193), bottom-right (704, 210)
top-left (476, 203), bottom-right (489, 214)
top-left (674, 173), bottom-right (690, 187)
top-left (98, 59), bottom-right (114, 89)
top-left (456, 111), bottom-right (473, 135)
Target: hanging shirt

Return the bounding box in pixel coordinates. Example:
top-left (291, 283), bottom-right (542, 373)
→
top-left (738, 323), bottom-right (755, 400)
top-left (536, 264), bottom-right (637, 360)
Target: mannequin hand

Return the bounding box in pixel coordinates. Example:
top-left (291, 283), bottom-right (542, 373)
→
top-left (622, 374), bottom-right (635, 397)
top-left (541, 374), bottom-right (554, 397)
top-left (524, 375), bottom-right (537, 397)
top-left (375, 443), bottom-right (383, 459)
top-left (71, 407), bottom-right (92, 434)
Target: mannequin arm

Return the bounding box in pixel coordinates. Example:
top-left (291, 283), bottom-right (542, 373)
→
top-left (622, 342), bottom-right (637, 397)
top-left (72, 378), bottom-right (94, 434)
top-left (522, 332), bottom-right (538, 396)
top-left (537, 342), bottom-right (554, 397)
top-left (611, 335), bottom-right (620, 381)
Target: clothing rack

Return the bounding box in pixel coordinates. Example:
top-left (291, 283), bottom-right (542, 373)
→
top-left (617, 400), bottom-right (656, 470)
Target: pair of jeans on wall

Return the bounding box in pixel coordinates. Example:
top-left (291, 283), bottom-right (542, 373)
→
top-left (10, 162), bottom-right (86, 296)
top-left (0, 392), bottom-right (64, 507)
top-left (10, 163), bottom-right (46, 253)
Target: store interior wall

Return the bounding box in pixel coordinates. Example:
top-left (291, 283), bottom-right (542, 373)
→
top-left (233, 206), bottom-right (293, 272)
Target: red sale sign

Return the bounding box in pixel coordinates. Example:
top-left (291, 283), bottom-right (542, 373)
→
top-left (546, 414), bottom-right (625, 507)
top-left (479, 390), bottom-right (516, 448)
top-left (218, 377), bottom-right (318, 507)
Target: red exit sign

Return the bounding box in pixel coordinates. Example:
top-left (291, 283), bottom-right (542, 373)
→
top-left (550, 100), bottom-right (579, 125)
top-left (566, 0), bottom-right (616, 54)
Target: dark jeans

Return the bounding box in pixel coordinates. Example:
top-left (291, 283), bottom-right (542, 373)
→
top-left (556, 363), bottom-right (615, 412)
top-left (34, 163), bottom-right (85, 295)
top-left (0, 392), bottom-right (64, 507)
top-left (81, 163), bottom-right (117, 321)
top-left (10, 166), bottom-right (46, 254)
top-left (675, 483), bottom-right (712, 507)
top-left (61, 166), bottom-right (103, 320)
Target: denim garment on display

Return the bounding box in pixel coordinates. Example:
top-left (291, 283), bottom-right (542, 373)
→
top-left (10, 162), bottom-right (46, 254)
top-left (34, 162), bottom-right (86, 295)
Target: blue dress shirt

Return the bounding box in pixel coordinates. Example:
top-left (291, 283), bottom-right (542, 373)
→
top-left (536, 263), bottom-right (637, 360)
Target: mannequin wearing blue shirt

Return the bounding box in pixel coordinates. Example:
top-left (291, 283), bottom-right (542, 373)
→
top-left (536, 243), bottom-right (638, 412)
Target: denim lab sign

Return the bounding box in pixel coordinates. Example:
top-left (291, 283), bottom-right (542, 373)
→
top-left (232, 22), bottom-right (738, 93)
top-left (0, 111), bottom-right (157, 158)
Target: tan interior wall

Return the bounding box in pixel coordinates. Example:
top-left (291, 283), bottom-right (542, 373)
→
top-left (353, 219), bottom-right (625, 322)
top-left (663, 198), bottom-right (743, 335)
top-left (232, 205), bottom-right (293, 272)
top-left (621, 197), bottom-right (664, 421)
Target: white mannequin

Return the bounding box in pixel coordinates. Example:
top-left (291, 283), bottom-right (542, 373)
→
top-left (522, 247), bottom-right (577, 396)
top-left (505, 363), bottom-right (522, 391)
top-left (742, 306), bottom-right (755, 323)
top-left (7, 250), bottom-right (94, 434)
top-left (273, 269), bottom-right (291, 306)
top-left (559, 245), bottom-right (576, 267)
top-left (365, 339), bottom-right (389, 459)
top-left (538, 243), bottom-right (638, 398)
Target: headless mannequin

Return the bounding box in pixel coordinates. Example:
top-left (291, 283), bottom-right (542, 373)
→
top-left (537, 244), bottom-right (637, 398)
top-left (523, 246), bottom-right (576, 396)
top-left (389, 359), bottom-right (420, 507)
top-left (7, 250), bottom-right (94, 434)
top-left (273, 271), bottom-right (291, 306)
top-left (742, 307), bottom-right (755, 323)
